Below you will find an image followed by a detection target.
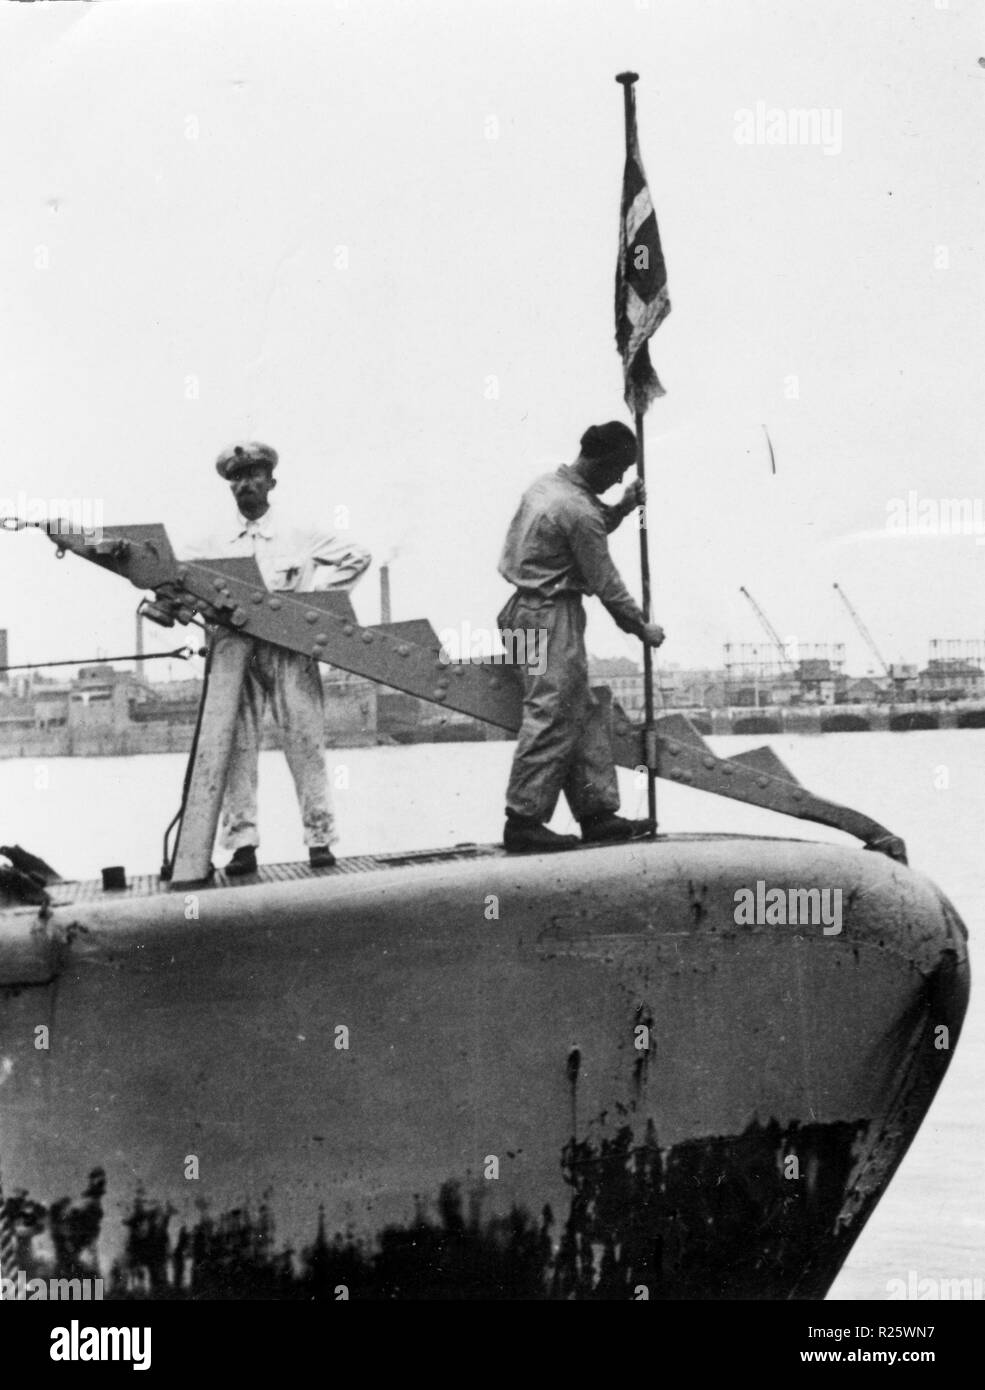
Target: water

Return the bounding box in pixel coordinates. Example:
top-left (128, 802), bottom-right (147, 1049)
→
top-left (2, 730), bottom-right (981, 1300)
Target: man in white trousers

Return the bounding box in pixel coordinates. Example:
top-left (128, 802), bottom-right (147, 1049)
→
top-left (196, 441), bottom-right (370, 876)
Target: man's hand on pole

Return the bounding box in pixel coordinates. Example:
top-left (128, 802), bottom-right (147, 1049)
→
top-left (643, 622), bottom-right (665, 648)
top-left (620, 478), bottom-right (646, 515)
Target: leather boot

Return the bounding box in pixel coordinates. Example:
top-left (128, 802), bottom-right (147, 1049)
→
top-left (225, 845), bottom-right (258, 877)
top-left (504, 813), bottom-right (579, 854)
top-left (579, 814), bottom-right (653, 844)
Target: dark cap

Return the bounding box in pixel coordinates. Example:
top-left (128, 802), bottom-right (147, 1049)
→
top-left (579, 421), bottom-right (637, 464)
top-left (215, 442), bottom-right (279, 479)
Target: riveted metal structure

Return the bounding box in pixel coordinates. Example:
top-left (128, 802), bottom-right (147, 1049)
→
top-left (41, 521), bottom-right (907, 865)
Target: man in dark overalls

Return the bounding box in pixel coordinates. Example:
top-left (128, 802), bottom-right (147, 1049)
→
top-left (497, 421), bottom-right (666, 853)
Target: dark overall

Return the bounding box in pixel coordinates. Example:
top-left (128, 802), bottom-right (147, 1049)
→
top-left (498, 589), bottom-right (620, 825)
top-left (497, 465), bottom-right (647, 827)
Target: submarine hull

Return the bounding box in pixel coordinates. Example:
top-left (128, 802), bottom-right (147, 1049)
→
top-left (0, 835), bottom-right (970, 1299)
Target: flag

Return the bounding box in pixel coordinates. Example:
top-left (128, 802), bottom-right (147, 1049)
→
top-left (615, 84), bottom-right (670, 414)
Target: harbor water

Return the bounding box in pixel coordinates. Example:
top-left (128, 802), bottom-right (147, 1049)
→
top-left (1, 729), bottom-right (981, 1300)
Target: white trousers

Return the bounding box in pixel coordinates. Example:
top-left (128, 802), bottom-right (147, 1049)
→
top-left (217, 635), bottom-right (336, 852)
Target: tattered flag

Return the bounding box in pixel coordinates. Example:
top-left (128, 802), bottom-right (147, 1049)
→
top-left (615, 84), bottom-right (671, 415)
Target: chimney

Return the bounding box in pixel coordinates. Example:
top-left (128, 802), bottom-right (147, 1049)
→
top-left (135, 609), bottom-right (144, 664)
top-left (380, 564), bottom-right (391, 625)
top-left (0, 628), bottom-right (8, 681)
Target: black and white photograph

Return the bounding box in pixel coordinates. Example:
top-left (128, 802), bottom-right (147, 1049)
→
top-left (0, 0), bottom-right (981, 1353)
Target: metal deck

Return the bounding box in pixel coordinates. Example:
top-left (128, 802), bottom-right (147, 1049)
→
top-left (37, 832), bottom-right (805, 908)
top-left (41, 843), bottom-right (500, 906)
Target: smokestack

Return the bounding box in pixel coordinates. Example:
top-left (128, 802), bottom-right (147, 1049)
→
top-left (135, 610), bottom-right (144, 664)
top-left (0, 628), bottom-right (7, 680)
top-left (380, 564), bottom-right (391, 625)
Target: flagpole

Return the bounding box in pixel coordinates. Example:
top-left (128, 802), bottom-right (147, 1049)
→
top-left (617, 71), bottom-right (658, 835)
top-left (634, 404), bottom-right (657, 832)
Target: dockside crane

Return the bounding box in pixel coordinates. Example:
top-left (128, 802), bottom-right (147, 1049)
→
top-left (738, 586), bottom-right (795, 671)
top-left (832, 582), bottom-right (891, 680)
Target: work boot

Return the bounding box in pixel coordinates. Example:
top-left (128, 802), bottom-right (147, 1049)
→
top-left (225, 845), bottom-right (258, 877)
top-left (503, 813), bottom-right (579, 854)
top-left (579, 814), bottom-right (654, 844)
top-left (309, 846), bottom-right (336, 869)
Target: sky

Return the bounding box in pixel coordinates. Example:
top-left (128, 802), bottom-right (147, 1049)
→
top-left (1, 0), bottom-right (983, 682)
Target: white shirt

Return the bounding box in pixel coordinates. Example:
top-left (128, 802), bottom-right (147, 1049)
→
top-left (179, 501), bottom-right (371, 594)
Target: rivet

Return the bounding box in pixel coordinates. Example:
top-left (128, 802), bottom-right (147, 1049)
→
top-left (436, 677), bottom-right (449, 690)
top-left (397, 644), bottom-right (409, 657)
top-left (489, 678), bottom-right (500, 690)
top-left (268, 597), bottom-right (282, 611)
top-left (231, 608), bottom-right (247, 627)
top-left (667, 741), bottom-right (680, 756)
top-left (305, 611), bottom-right (319, 624)
top-left (682, 769), bottom-right (694, 783)
top-left (342, 624), bottom-right (354, 636)
top-left (792, 790), bottom-right (803, 801)
top-left (452, 665), bottom-right (465, 677)
top-left (178, 567), bottom-right (188, 582)
top-left (315, 633), bottom-right (328, 644)
top-left (433, 689), bottom-right (447, 701)
top-left (362, 630), bottom-right (374, 643)
top-left (669, 768), bottom-right (682, 780)
top-left (721, 764), bottom-right (733, 776)
top-left (251, 593), bottom-right (263, 605)
top-left (213, 578), bottom-right (225, 592)
top-left (757, 776), bottom-right (769, 788)
top-left (703, 755), bottom-right (716, 769)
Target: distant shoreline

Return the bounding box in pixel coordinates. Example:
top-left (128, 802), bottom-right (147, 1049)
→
top-left (2, 704), bottom-right (984, 760)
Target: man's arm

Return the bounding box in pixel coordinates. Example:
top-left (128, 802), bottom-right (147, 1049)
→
top-left (303, 532), bottom-right (372, 592)
top-left (564, 508), bottom-right (647, 637)
top-left (598, 501), bottom-right (624, 535)
top-left (599, 480), bottom-right (645, 534)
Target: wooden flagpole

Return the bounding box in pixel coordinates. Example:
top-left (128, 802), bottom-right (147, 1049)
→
top-left (634, 404), bottom-right (657, 833)
top-left (617, 71), bottom-right (658, 835)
